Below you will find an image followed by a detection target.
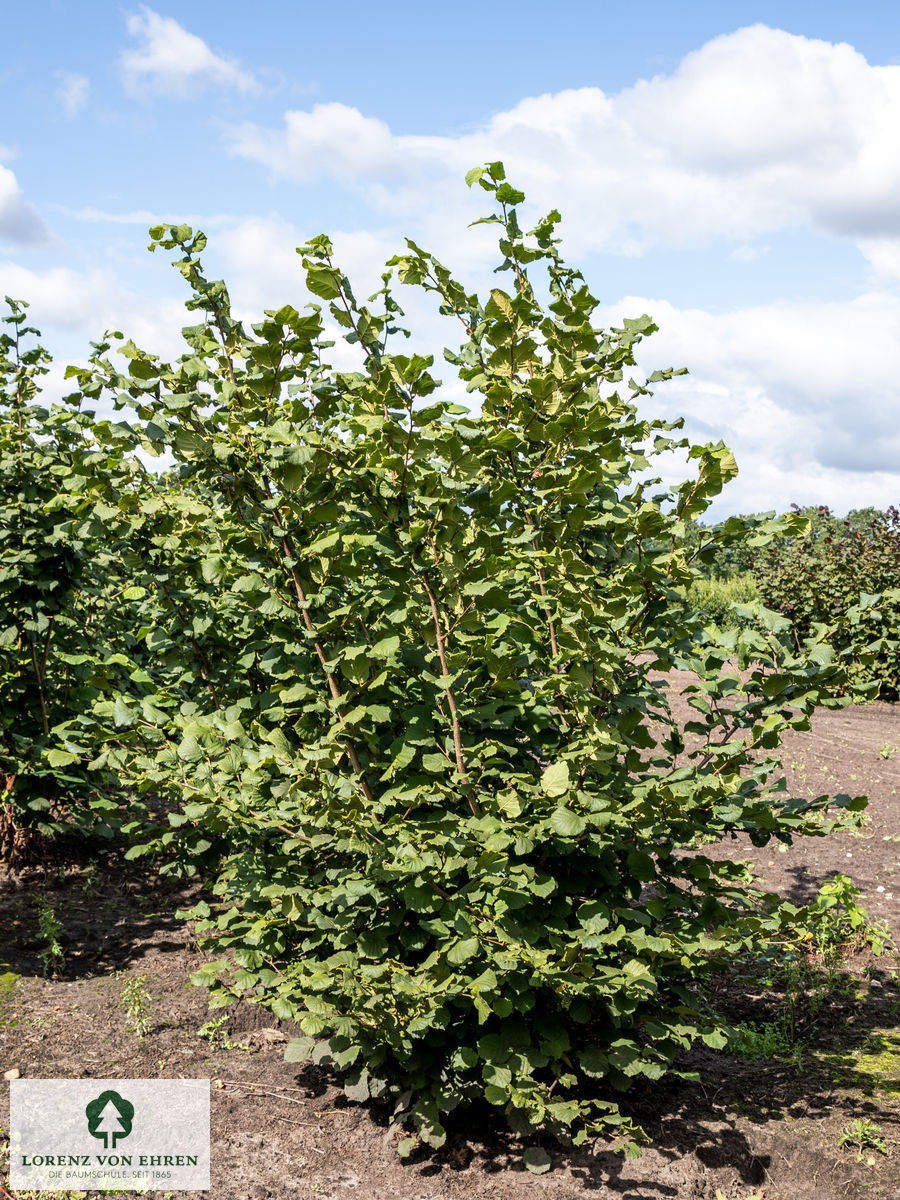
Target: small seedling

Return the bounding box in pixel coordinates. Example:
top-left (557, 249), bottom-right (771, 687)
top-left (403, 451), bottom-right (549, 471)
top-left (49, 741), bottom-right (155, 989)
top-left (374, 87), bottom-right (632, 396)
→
top-left (798, 875), bottom-right (893, 963)
top-left (81, 863), bottom-right (99, 895)
top-left (36, 899), bottom-right (65, 976)
top-left (838, 1117), bottom-right (888, 1159)
top-left (879, 742), bottom-right (898, 760)
top-left (197, 1015), bottom-right (249, 1051)
top-left (847, 813), bottom-right (873, 840)
top-left (729, 1020), bottom-right (793, 1060)
top-left (119, 975), bottom-right (154, 1038)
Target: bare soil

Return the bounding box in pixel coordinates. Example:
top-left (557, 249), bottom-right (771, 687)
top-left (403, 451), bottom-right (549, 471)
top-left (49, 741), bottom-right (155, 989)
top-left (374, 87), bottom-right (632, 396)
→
top-left (1, 694), bottom-right (899, 1200)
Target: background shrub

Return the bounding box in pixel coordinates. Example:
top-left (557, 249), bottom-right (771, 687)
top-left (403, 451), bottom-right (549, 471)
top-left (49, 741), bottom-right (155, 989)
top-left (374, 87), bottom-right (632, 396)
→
top-left (684, 573), bottom-right (759, 631)
top-left (756, 505), bottom-right (900, 697)
top-left (0, 301), bottom-right (139, 857)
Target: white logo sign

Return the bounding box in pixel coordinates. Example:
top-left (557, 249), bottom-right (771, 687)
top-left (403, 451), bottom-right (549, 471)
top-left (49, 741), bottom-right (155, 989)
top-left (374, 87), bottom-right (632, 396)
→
top-left (9, 1078), bottom-right (210, 1191)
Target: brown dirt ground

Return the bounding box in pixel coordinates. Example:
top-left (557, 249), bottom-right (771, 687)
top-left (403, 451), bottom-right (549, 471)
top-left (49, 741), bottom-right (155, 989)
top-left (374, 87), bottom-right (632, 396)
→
top-left (1, 692), bottom-right (899, 1200)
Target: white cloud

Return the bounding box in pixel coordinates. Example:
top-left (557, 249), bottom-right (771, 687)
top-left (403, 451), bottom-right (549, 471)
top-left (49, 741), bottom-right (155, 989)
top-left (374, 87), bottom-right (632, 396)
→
top-left (226, 25), bottom-right (900, 272)
top-left (229, 104), bottom-right (397, 183)
top-left (0, 260), bottom-right (186, 359)
top-left (0, 162), bottom-right (50, 246)
top-left (600, 291), bottom-right (900, 514)
top-left (57, 73), bottom-right (90, 117)
top-left (121, 7), bottom-right (258, 98)
top-left (67, 206), bottom-right (238, 230)
top-left (10, 20), bottom-right (900, 516)
top-left (729, 244), bottom-right (769, 263)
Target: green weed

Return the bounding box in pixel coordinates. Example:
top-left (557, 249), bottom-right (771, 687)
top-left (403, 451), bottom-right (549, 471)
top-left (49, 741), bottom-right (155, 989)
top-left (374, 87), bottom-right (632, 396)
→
top-left (119, 975), bottom-right (153, 1038)
top-left (729, 1020), bottom-right (794, 1059)
top-left (197, 1015), bottom-right (249, 1051)
top-left (799, 875), bottom-right (892, 963)
top-left (35, 899), bottom-right (64, 976)
top-left (838, 1117), bottom-right (888, 1159)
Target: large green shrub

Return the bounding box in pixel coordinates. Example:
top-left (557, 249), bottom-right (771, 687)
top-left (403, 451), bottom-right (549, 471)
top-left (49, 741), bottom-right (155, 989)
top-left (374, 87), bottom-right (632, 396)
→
top-left (756, 504), bottom-right (900, 697)
top-left (67, 167), bottom-right (862, 1156)
top-left (0, 301), bottom-right (141, 856)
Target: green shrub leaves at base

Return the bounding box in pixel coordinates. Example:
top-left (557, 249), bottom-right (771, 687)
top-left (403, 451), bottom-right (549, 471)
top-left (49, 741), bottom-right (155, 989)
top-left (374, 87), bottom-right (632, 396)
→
top-left (65, 164), bottom-right (863, 1155)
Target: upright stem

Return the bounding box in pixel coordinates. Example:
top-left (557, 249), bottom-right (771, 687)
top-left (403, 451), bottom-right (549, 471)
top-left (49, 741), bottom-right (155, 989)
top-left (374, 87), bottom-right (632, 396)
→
top-left (419, 571), bottom-right (480, 816)
top-left (532, 547), bottom-right (560, 660)
top-left (505, 449), bottom-right (561, 667)
top-left (29, 620), bottom-right (52, 737)
top-left (281, 537), bottom-right (375, 805)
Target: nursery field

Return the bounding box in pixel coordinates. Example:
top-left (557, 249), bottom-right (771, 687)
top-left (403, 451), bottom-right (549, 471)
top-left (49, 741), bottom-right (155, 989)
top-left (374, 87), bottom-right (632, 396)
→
top-left (2, 686), bottom-right (899, 1200)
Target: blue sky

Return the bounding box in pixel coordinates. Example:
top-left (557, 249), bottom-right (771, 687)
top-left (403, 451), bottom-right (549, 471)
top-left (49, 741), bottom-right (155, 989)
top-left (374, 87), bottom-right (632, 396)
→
top-left (4, 2), bottom-right (900, 515)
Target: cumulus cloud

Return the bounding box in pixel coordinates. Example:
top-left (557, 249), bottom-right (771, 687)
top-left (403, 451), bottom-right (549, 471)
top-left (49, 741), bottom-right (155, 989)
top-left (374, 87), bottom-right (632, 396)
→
top-left (0, 163), bottom-right (50, 246)
top-left (121, 7), bottom-right (258, 98)
top-left (229, 104), bottom-right (398, 182)
top-left (227, 24), bottom-right (900, 273)
top-left (57, 73), bottom-right (90, 117)
top-left (0, 260), bottom-right (188, 361)
top-left (11, 20), bottom-right (900, 514)
top-left (599, 291), bottom-right (900, 513)
top-left (729, 244), bottom-right (769, 263)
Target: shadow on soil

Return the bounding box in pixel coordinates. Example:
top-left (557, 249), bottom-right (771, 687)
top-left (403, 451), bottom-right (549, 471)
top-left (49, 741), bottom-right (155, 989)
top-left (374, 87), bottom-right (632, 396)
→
top-left (3, 856), bottom-right (899, 1198)
top-left (0, 854), bottom-right (198, 979)
top-left (282, 959), bottom-right (900, 1196)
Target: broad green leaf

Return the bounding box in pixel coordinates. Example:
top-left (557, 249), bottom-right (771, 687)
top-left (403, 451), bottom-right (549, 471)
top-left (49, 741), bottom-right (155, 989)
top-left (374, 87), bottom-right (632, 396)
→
top-left (541, 761), bottom-right (570, 797)
top-left (523, 1147), bottom-right (551, 1174)
top-left (550, 807), bottom-right (585, 837)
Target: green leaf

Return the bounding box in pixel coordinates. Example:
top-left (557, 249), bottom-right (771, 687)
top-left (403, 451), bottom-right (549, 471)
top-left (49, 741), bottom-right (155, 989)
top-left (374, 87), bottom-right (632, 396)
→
top-left (421, 751), bottom-right (450, 773)
top-left (44, 748), bottom-right (80, 768)
top-left (284, 1036), bottom-right (316, 1063)
top-left (447, 937), bottom-right (479, 965)
top-left (541, 761), bottom-right (570, 797)
top-left (550, 807), bottom-right (585, 837)
top-left (305, 267), bottom-right (342, 300)
top-left (343, 1068), bottom-right (370, 1102)
top-left (523, 1147), bottom-right (551, 1174)
top-left (579, 1047), bottom-right (607, 1078)
top-left (371, 634), bottom-right (400, 659)
top-left (176, 733), bottom-right (204, 762)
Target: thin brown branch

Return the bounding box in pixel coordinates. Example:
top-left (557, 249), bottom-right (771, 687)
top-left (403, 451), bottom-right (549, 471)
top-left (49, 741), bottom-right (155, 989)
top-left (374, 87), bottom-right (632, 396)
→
top-left (281, 536), bottom-right (376, 805)
top-left (30, 633), bottom-right (51, 737)
top-left (418, 570), bottom-right (480, 816)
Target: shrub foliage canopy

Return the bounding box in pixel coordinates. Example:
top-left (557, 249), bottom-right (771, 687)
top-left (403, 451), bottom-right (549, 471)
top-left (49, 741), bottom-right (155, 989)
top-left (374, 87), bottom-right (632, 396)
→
top-left (1, 166), bottom-right (866, 1153)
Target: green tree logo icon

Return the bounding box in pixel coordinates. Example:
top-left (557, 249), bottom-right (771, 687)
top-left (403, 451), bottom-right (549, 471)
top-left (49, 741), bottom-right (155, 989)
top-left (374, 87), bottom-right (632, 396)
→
top-left (85, 1090), bottom-right (134, 1149)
